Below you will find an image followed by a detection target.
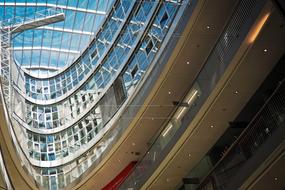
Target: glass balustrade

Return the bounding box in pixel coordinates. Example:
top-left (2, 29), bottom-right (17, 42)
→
top-left (119, 0), bottom-right (267, 188)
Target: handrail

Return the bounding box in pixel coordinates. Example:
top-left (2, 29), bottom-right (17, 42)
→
top-left (119, 0), bottom-right (268, 188)
top-left (196, 78), bottom-right (285, 189)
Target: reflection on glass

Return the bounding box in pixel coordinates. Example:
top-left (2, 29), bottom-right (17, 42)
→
top-left (0, 0), bottom-right (184, 190)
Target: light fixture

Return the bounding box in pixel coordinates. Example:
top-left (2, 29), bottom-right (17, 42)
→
top-left (166, 178), bottom-right (170, 182)
top-left (132, 142), bottom-right (136, 146)
top-left (186, 61), bottom-right (190, 65)
top-left (263, 48), bottom-right (268, 52)
top-left (234, 90), bottom-right (239, 95)
top-left (168, 91), bottom-right (171, 95)
top-left (175, 90), bottom-right (198, 120)
top-left (206, 25), bottom-right (210, 29)
top-left (249, 12), bottom-right (270, 43)
top-left (162, 123), bottom-right (173, 137)
top-left (210, 125), bottom-right (214, 128)
top-left (176, 108), bottom-right (186, 120)
top-left (187, 90), bottom-right (198, 104)
top-left (274, 177), bottom-right (278, 181)
top-left (188, 153), bottom-right (192, 157)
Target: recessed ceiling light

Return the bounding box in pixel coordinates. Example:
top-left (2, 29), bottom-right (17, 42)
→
top-left (206, 25), bottom-right (210, 29)
top-left (210, 125), bottom-right (214, 128)
top-left (234, 90), bottom-right (239, 95)
top-left (274, 177), bottom-right (278, 181)
top-left (168, 91), bottom-right (171, 95)
top-left (263, 48), bottom-right (268, 52)
top-left (188, 153), bottom-right (192, 157)
top-left (186, 61), bottom-right (190, 65)
top-left (132, 142), bottom-right (136, 146)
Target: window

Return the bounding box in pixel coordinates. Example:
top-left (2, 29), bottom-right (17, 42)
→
top-left (131, 65), bottom-right (138, 78)
top-left (160, 12), bottom-right (169, 28)
top-left (145, 39), bottom-right (154, 55)
top-left (91, 49), bottom-right (98, 59)
top-left (114, 77), bottom-right (127, 106)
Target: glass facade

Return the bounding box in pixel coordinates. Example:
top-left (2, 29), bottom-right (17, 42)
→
top-left (0, 0), bottom-right (185, 189)
top-left (1, 1), bottom-right (114, 75)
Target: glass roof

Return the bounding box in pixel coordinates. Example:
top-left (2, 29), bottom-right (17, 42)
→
top-left (0, 0), bottom-right (114, 76)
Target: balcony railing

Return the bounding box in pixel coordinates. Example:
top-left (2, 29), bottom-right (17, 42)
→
top-left (119, 0), bottom-right (268, 189)
top-left (196, 79), bottom-right (285, 190)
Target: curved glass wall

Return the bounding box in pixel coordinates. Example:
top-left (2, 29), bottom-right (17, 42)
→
top-left (22, 0), bottom-right (136, 101)
top-left (13, 0), bottom-right (159, 134)
top-left (1, 0), bottom-right (114, 75)
top-left (0, 0), bottom-right (185, 189)
top-left (14, 0), bottom-right (178, 165)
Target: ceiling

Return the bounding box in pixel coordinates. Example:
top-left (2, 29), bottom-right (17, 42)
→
top-left (143, 1), bottom-right (285, 189)
top-left (71, 0), bottom-right (243, 189)
top-left (0, 0), bottom-right (223, 188)
top-left (248, 148), bottom-right (285, 190)
top-left (0, 0), bottom-right (284, 190)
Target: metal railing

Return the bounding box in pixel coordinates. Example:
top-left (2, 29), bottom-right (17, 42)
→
top-left (0, 27), bottom-right (12, 109)
top-left (197, 79), bottom-right (285, 190)
top-left (119, 0), bottom-right (268, 188)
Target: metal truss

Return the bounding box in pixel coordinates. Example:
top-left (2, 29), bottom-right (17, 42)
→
top-left (0, 7), bottom-right (65, 110)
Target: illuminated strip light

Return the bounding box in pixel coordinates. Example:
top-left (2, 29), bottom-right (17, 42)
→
top-left (162, 123), bottom-right (173, 137)
top-left (162, 89), bottom-right (199, 137)
top-left (163, 12), bottom-right (271, 139)
top-left (249, 12), bottom-right (270, 43)
top-left (175, 90), bottom-right (198, 120)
